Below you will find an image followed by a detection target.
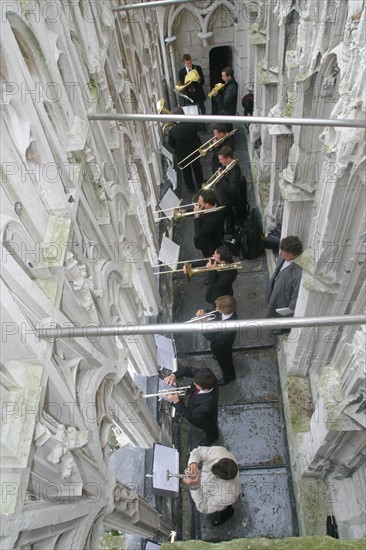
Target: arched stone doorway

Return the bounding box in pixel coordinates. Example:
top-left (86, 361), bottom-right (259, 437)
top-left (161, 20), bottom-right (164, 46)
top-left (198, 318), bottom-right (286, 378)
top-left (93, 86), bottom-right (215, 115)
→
top-left (209, 46), bottom-right (232, 114)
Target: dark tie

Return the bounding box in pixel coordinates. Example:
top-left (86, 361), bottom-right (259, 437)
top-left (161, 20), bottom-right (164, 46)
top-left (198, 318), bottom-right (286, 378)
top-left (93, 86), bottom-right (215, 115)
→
top-left (271, 259), bottom-right (285, 289)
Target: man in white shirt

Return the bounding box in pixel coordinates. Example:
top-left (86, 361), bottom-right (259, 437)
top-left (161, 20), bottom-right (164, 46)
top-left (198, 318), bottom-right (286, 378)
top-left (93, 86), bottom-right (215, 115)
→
top-left (183, 445), bottom-right (240, 526)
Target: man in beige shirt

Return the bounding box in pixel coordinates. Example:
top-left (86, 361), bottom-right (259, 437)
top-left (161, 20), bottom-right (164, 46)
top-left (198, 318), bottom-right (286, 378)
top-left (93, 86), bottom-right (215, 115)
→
top-left (183, 445), bottom-right (240, 526)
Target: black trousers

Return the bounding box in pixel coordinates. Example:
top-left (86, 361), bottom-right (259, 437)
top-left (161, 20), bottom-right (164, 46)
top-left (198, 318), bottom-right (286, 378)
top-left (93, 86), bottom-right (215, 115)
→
top-left (182, 158), bottom-right (203, 190)
top-left (210, 341), bottom-right (236, 381)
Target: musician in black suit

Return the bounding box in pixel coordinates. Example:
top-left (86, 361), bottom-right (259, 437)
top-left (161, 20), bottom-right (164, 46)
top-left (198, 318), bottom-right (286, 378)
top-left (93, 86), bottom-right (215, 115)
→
top-left (164, 367), bottom-right (219, 445)
top-left (211, 66), bottom-right (238, 130)
top-left (193, 189), bottom-right (224, 258)
top-left (217, 146), bottom-right (247, 234)
top-left (168, 107), bottom-right (204, 191)
top-left (211, 124), bottom-right (235, 173)
top-left (205, 245), bottom-right (238, 307)
top-left (196, 295), bottom-right (238, 386)
top-left (178, 54), bottom-right (206, 114)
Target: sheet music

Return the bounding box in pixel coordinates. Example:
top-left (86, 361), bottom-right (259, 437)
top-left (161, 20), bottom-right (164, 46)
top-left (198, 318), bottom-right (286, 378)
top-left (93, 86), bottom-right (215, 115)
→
top-left (183, 105), bottom-right (199, 115)
top-left (276, 307), bottom-right (293, 316)
top-left (155, 334), bottom-right (177, 372)
top-left (158, 236), bottom-right (180, 270)
top-left (167, 163), bottom-right (177, 189)
top-left (158, 188), bottom-right (180, 220)
top-left (152, 444), bottom-right (179, 495)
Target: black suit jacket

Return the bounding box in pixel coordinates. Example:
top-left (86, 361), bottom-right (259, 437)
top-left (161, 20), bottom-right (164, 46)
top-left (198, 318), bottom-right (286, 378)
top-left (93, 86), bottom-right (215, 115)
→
top-left (211, 135), bottom-right (235, 172)
top-left (205, 269), bottom-right (238, 305)
top-left (204, 310), bottom-right (238, 347)
top-left (194, 207), bottom-right (224, 257)
top-left (178, 64), bottom-right (206, 105)
top-left (172, 366), bottom-right (219, 433)
top-left (214, 79), bottom-right (238, 116)
top-left (216, 163), bottom-right (246, 208)
top-left (168, 121), bottom-right (202, 162)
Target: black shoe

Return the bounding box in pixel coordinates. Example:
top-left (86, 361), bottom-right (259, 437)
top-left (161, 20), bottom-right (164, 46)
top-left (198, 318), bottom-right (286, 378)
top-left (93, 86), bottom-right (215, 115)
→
top-left (272, 329), bottom-right (291, 335)
top-left (212, 506), bottom-right (234, 526)
top-left (218, 376), bottom-right (235, 386)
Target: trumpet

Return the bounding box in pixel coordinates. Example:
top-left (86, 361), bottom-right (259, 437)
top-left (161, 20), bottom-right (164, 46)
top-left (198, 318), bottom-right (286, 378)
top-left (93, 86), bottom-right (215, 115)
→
top-left (143, 386), bottom-right (191, 398)
top-left (186, 310), bottom-right (218, 323)
top-left (208, 81), bottom-right (227, 97)
top-left (178, 128), bottom-right (237, 170)
top-left (166, 469), bottom-right (196, 480)
top-left (192, 159), bottom-right (238, 202)
top-left (156, 260), bottom-right (244, 281)
top-left (154, 204), bottom-right (225, 223)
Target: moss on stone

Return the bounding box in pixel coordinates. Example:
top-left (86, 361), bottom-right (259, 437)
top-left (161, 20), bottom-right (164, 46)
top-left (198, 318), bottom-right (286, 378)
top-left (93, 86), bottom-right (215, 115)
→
top-left (286, 376), bottom-right (313, 435)
top-left (295, 69), bottom-right (310, 83)
top-left (161, 536), bottom-right (366, 549)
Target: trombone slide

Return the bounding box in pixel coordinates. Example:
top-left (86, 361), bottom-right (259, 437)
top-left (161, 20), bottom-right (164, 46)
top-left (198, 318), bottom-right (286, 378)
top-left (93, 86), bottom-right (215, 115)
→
top-left (178, 128), bottom-right (237, 171)
top-left (192, 159), bottom-right (238, 202)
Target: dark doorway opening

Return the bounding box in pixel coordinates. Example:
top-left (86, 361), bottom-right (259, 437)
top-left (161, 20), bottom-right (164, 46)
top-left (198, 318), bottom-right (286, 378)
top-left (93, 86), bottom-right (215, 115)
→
top-left (209, 46), bottom-right (232, 114)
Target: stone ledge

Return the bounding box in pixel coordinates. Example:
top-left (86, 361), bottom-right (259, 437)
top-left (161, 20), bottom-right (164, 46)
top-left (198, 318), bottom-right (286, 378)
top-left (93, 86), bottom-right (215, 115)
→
top-left (161, 535), bottom-right (366, 549)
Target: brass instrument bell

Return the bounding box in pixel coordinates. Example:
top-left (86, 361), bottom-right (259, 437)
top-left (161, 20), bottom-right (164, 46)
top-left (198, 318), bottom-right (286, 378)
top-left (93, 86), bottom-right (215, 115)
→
top-left (156, 98), bottom-right (175, 136)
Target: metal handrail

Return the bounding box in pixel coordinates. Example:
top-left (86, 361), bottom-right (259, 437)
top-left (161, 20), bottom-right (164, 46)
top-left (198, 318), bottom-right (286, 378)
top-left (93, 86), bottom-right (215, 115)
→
top-left (87, 113), bottom-right (366, 128)
top-left (37, 315), bottom-right (365, 339)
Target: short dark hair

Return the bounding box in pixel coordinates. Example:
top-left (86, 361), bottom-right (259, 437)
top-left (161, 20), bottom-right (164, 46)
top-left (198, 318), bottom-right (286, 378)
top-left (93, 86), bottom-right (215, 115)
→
top-left (215, 244), bottom-right (233, 263)
top-left (215, 295), bottom-right (236, 315)
top-left (182, 54), bottom-right (192, 62)
top-left (217, 146), bottom-right (233, 159)
top-left (280, 236), bottom-right (303, 256)
top-left (199, 189), bottom-right (216, 206)
top-left (173, 106), bottom-right (184, 115)
top-left (222, 66), bottom-right (234, 77)
top-left (213, 124), bottom-right (227, 134)
top-left (212, 458), bottom-right (238, 480)
top-left (193, 368), bottom-right (217, 390)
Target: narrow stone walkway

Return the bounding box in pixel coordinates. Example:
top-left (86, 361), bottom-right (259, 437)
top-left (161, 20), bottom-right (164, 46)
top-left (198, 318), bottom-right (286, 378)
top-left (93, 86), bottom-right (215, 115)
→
top-left (171, 125), bottom-right (298, 542)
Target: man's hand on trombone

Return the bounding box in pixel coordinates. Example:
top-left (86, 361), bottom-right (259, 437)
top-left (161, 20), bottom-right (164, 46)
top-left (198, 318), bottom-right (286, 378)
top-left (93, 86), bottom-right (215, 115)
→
top-left (195, 309), bottom-right (207, 318)
top-left (193, 201), bottom-right (203, 216)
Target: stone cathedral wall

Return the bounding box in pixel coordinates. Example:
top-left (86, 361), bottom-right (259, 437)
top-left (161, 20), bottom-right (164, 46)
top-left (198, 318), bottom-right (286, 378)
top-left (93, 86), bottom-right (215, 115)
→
top-left (0, 1), bottom-right (173, 548)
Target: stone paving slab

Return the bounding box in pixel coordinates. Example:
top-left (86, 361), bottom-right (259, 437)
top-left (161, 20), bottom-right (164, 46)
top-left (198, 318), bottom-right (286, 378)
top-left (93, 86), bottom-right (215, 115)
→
top-left (198, 468), bottom-right (295, 541)
top-left (218, 402), bottom-right (286, 467)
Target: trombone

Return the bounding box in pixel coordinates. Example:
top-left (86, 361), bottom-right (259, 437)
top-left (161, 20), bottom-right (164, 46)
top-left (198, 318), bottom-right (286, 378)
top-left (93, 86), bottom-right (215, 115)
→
top-left (143, 386), bottom-right (190, 398)
top-left (178, 128), bottom-right (237, 170)
top-left (186, 310), bottom-right (218, 323)
top-left (192, 159), bottom-right (238, 202)
top-left (156, 260), bottom-right (244, 281)
top-left (154, 204), bottom-right (225, 222)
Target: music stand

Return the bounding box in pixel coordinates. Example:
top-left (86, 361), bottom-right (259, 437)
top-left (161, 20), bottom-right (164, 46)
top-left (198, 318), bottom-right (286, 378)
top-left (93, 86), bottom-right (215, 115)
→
top-left (157, 188), bottom-right (181, 221)
top-left (158, 235), bottom-right (180, 270)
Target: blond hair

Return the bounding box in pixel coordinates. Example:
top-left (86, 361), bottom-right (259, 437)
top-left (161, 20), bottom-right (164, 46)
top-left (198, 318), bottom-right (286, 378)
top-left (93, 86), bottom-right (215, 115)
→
top-left (215, 295), bottom-right (236, 315)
